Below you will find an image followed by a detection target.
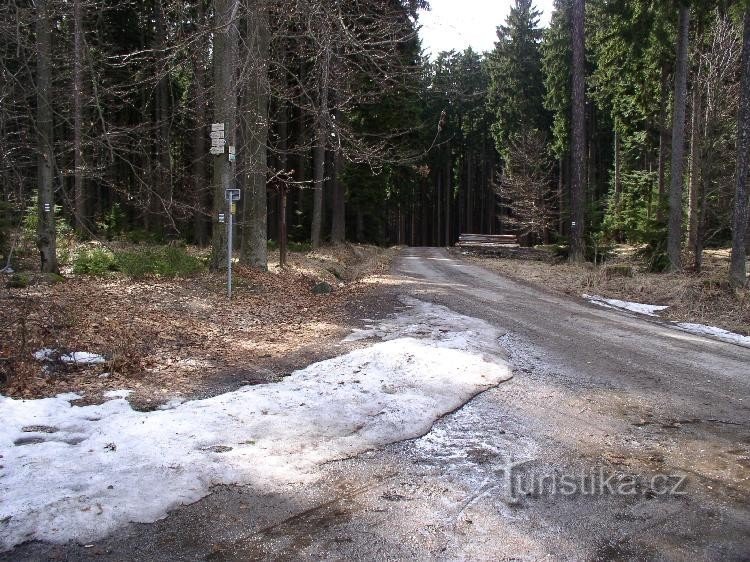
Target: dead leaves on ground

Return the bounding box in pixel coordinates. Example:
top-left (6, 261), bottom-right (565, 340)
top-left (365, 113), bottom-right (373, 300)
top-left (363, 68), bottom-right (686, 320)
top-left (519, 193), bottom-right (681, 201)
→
top-left (1, 245), bottom-right (393, 403)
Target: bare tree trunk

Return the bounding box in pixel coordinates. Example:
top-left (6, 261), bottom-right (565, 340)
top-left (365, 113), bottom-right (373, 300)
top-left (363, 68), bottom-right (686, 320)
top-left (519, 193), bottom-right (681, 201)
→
top-left (731, 8), bottom-right (750, 287)
top-left (614, 128), bottom-right (621, 200)
top-left (444, 155), bottom-right (451, 245)
top-left (330, 139), bottom-right (345, 243)
top-left (154, 0), bottom-right (171, 235)
top-left (241, 0), bottom-right (269, 269)
top-left (558, 156), bottom-right (564, 235)
top-left (311, 41), bottom-right (331, 249)
top-left (73, 0), bottom-right (85, 234)
top-left (36, 0), bottom-right (58, 274)
top-left (192, 35), bottom-right (209, 245)
top-left (277, 99), bottom-right (289, 261)
top-left (656, 63), bottom-right (670, 221)
top-left (668, 6), bottom-right (690, 272)
top-left (687, 76), bottom-right (703, 259)
top-left (210, 0), bottom-right (239, 270)
top-left (569, 0), bottom-right (586, 263)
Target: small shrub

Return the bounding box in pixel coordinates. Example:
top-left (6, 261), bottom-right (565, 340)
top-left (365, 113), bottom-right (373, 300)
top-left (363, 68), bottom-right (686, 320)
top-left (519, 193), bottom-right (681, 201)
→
top-left (7, 273), bottom-right (31, 288)
top-left (73, 247), bottom-right (118, 276)
top-left (635, 239), bottom-right (670, 273)
top-left (115, 246), bottom-right (204, 278)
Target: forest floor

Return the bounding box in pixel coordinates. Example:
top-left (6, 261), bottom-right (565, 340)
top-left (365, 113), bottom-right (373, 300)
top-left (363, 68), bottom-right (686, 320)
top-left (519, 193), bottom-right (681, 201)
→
top-left (455, 245), bottom-right (750, 337)
top-left (0, 243), bottom-right (396, 407)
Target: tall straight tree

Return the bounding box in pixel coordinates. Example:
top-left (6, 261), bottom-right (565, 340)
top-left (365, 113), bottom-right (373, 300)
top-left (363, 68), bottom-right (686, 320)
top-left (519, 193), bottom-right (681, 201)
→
top-left (72, 0), bottom-right (85, 233)
top-left (210, 0), bottom-right (240, 270)
top-left (241, 0), bottom-right (270, 269)
top-left (569, 0), bottom-right (585, 263)
top-left (667, 4), bottom-right (690, 272)
top-left (36, 0), bottom-right (57, 273)
top-left (311, 35), bottom-right (331, 249)
top-left (731, 6), bottom-right (750, 287)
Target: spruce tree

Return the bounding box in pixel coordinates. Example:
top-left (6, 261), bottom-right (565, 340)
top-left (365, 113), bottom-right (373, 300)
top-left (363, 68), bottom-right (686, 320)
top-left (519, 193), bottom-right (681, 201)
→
top-left (487, 0), bottom-right (549, 160)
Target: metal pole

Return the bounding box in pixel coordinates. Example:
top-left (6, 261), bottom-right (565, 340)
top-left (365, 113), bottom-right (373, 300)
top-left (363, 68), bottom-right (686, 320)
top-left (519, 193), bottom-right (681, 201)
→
top-left (279, 187), bottom-right (287, 267)
top-left (227, 197), bottom-right (233, 299)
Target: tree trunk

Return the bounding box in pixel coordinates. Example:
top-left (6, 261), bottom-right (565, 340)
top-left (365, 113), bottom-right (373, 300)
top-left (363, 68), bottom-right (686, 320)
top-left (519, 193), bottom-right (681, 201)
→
top-left (209, 0), bottom-right (239, 270)
top-left (330, 141), bottom-right (345, 243)
top-left (277, 99), bottom-right (289, 259)
top-left (241, 0), bottom-right (269, 269)
top-left (73, 0), bottom-right (85, 234)
top-left (667, 6), bottom-right (690, 272)
top-left (154, 0), bottom-right (171, 235)
top-left (656, 63), bottom-right (670, 222)
top-left (614, 129), bottom-right (621, 200)
top-left (192, 33), bottom-right (209, 245)
top-left (569, 0), bottom-right (586, 263)
top-left (311, 42), bottom-right (331, 249)
top-left (36, 0), bottom-right (58, 274)
top-left (444, 155), bottom-right (451, 245)
top-left (731, 8), bottom-right (750, 287)
top-left (687, 76), bottom-right (703, 259)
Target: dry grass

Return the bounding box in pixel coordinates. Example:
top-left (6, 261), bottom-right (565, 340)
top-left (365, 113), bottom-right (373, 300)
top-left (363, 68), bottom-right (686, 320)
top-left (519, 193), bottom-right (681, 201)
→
top-left (459, 246), bottom-right (750, 336)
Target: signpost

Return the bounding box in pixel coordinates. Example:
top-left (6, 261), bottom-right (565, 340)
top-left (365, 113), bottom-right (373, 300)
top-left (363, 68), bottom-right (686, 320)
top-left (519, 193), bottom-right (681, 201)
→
top-left (225, 188), bottom-right (240, 299)
top-left (211, 122), bottom-right (239, 298)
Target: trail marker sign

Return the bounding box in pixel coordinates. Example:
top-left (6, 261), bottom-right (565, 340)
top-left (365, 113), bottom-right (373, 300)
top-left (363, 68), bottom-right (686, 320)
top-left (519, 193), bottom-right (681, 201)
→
top-left (225, 188), bottom-right (240, 202)
top-left (210, 123), bottom-right (225, 155)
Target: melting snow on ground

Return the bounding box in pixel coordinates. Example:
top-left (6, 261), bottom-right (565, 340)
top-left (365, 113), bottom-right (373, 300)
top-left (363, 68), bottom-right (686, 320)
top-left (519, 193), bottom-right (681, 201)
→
top-left (32, 349), bottom-right (107, 365)
top-left (0, 298), bottom-right (511, 550)
top-left (583, 294), bottom-right (669, 317)
top-left (584, 294), bottom-right (750, 347)
top-left (674, 322), bottom-right (750, 347)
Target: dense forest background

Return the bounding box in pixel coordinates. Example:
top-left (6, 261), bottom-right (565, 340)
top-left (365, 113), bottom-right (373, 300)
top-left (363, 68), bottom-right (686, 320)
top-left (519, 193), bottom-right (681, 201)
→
top-left (1, 0), bottom-right (748, 283)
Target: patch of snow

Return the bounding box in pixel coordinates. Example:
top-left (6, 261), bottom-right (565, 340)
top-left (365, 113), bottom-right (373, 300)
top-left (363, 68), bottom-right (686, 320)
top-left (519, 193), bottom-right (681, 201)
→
top-left (157, 397), bottom-right (185, 410)
top-left (675, 323), bottom-right (750, 347)
top-left (102, 389), bottom-right (132, 399)
top-left (60, 352), bottom-right (106, 365)
top-left (583, 294), bottom-right (668, 317)
top-left (32, 349), bottom-right (106, 365)
top-left (0, 299), bottom-right (511, 550)
top-left (32, 348), bottom-right (55, 361)
top-left (56, 392), bottom-right (83, 402)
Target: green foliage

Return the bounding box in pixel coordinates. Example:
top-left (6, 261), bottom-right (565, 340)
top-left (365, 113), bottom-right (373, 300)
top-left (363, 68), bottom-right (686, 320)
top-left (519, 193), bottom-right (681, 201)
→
top-left (114, 246), bottom-right (205, 278)
top-left (487, 0), bottom-right (550, 159)
top-left (99, 203), bottom-right (127, 240)
top-left (73, 247), bottom-right (118, 276)
top-left (602, 170), bottom-right (660, 243)
top-left (541, 0), bottom-right (572, 158)
top-left (72, 245), bottom-right (204, 278)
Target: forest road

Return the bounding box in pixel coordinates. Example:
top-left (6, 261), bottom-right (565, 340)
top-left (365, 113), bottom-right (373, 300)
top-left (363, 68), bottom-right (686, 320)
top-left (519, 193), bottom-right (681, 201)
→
top-left (7, 247), bottom-right (749, 561)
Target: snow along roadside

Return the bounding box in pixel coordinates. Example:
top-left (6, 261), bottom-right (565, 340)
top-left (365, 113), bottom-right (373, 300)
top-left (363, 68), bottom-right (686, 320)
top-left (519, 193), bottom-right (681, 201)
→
top-left (583, 293), bottom-right (750, 347)
top-left (0, 298), bottom-right (511, 551)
